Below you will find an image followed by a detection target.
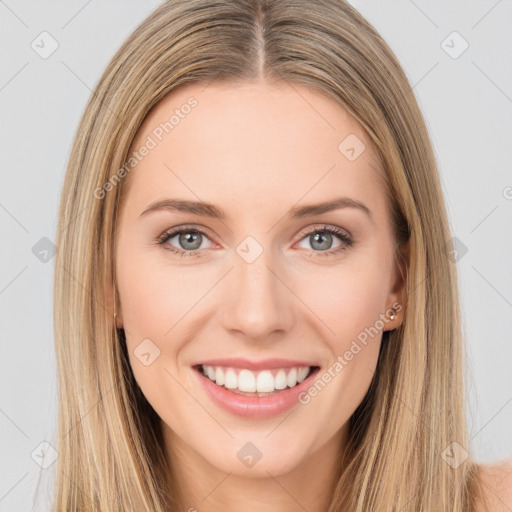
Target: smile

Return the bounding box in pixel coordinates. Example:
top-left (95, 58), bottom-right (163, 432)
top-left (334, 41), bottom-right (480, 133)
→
top-left (192, 361), bottom-right (321, 419)
top-left (198, 364), bottom-right (313, 395)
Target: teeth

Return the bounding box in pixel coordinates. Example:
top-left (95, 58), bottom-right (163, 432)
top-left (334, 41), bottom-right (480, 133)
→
top-left (215, 367), bottom-right (225, 386)
top-left (225, 368), bottom-right (237, 389)
top-left (274, 369), bottom-right (288, 390)
top-left (286, 368), bottom-right (297, 387)
top-left (200, 365), bottom-right (313, 393)
top-left (239, 369), bottom-right (256, 392)
top-left (297, 367), bottom-right (310, 383)
top-left (256, 370), bottom-right (274, 392)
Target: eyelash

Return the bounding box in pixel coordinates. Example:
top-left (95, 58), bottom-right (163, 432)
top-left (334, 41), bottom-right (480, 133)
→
top-left (155, 224), bottom-right (355, 259)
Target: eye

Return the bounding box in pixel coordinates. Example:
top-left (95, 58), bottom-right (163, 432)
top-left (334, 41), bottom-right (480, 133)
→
top-left (156, 225), bottom-right (214, 258)
top-left (295, 224), bottom-right (354, 257)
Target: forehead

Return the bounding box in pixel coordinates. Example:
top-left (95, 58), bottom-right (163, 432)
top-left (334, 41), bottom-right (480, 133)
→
top-left (123, 81), bottom-right (387, 221)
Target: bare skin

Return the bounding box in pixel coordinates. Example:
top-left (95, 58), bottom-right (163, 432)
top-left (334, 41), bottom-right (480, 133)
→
top-left (112, 79), bottom-right (412, 511)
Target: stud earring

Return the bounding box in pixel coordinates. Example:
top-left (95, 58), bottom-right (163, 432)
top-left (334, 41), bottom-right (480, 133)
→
top-left (389, 308), bottom-right (396, 321)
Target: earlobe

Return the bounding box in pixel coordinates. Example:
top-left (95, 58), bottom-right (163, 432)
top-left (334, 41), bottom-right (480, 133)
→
top-left (105, 271), bottom-right (123, 329)
top-left (113, 283), bottom-right (123, 329)
top-left (387, 239), bottom-right (410, 329)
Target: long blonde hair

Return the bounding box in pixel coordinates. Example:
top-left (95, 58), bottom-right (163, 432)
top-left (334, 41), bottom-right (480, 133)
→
top-left (52, 0), bottom-right (484, 510)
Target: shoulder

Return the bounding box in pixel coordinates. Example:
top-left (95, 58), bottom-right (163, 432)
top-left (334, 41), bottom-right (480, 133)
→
top-left (473, 459), bottom-right (512, 512)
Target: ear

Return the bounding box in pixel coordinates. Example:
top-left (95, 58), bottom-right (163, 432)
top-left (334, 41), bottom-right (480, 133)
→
top-left (105, 268), bottom-right (123, 329)
top-left (385, 239), bottom-right (409, 330)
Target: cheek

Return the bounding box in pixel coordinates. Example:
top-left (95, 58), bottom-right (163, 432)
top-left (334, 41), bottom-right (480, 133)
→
top-left (116, 250), bottom-right (208, 338)
top-left (115, 251), bottom-right (203, 416)
top-left (297, 265), bottom-right (386, 427)
top-left (298, 255), bottom-right (390, 347)
top-left (292, 254), bottom-right (389, 410)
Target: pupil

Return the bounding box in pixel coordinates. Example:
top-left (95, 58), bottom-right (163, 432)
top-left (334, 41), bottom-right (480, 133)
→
top-left (312, 232), bottom-right (331, 251)
top-left (180, 232), bottom-right (201, 250)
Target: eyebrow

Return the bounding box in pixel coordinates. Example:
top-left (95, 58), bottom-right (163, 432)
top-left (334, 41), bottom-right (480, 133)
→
top-left (139, 196), bottom-right (372, 221)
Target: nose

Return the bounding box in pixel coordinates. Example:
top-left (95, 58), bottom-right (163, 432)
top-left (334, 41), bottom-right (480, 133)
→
top-left (220, 244), bottom-right (295, 342)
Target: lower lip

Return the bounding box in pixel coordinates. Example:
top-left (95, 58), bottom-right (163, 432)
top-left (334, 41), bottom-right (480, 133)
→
top-left (193, 366), bottom-right (320, 419)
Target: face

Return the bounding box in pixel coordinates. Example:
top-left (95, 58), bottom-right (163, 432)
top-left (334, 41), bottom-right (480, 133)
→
top-left (113, 80), bottom-right (407, 480)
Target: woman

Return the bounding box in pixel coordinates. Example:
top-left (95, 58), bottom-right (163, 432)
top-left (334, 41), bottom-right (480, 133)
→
top-left (52, 0), bottom-right (511, 510)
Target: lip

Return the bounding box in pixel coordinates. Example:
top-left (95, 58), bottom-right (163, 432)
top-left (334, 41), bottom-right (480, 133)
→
top-left (191, 357), bottom-right (317, 371)
top-left (192, 363), bottom-right (320, 419)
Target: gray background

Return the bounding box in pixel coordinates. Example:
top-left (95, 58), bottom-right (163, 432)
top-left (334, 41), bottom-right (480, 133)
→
top-left (1, 1), bottom-right (511, 510)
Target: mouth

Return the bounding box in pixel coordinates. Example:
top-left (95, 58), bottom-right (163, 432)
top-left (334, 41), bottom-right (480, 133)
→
top-left (192, 363), bottom-right (321, 397)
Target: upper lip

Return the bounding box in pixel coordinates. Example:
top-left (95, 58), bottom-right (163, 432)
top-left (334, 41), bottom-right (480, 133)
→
top-left (192, 358), bottom-right (319, 371)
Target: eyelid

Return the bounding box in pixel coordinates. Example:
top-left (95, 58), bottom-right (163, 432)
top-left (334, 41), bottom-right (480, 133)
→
top-left (294, 223), bottom-right (352, 242)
